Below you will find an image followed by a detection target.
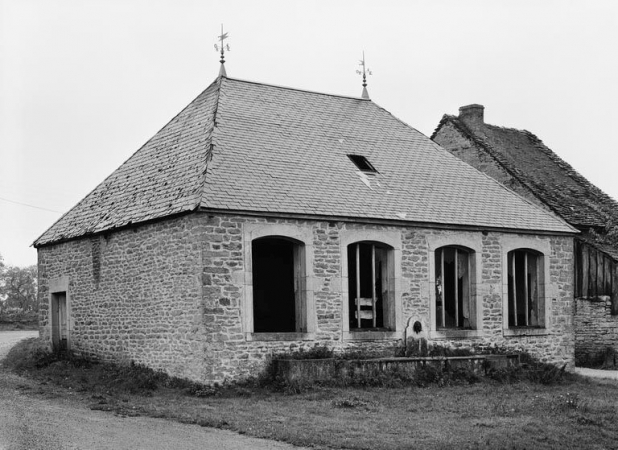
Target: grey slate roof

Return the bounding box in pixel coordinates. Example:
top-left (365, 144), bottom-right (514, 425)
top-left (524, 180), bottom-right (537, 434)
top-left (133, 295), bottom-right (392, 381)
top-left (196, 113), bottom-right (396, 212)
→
top-left (34, 76), bottom-right (575, 247)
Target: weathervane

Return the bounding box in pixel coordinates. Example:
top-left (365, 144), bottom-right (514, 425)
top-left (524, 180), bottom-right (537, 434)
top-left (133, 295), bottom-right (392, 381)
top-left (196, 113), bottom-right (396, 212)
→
top-left (214, 24), bottom-right (230, 76)
top-left (356, 51), bottom-right (372, 99)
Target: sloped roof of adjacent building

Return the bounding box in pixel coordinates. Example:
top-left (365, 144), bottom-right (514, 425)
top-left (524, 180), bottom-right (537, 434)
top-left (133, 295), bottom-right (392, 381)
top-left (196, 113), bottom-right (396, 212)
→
top-left (432, 112), bottom-right (618, 231)
top-left (34, 76), bottom-right (575, 247)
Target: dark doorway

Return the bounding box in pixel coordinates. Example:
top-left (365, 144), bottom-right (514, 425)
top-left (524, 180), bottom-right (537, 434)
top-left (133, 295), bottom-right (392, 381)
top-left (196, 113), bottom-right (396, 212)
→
top-left (51, 292), bottom-right (68, 351)
top-left (252, 238), bottom-right (297, 332)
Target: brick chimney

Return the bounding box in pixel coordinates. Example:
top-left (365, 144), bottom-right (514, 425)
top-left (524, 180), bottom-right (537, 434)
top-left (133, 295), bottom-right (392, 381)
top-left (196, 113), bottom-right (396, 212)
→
top-left (458, 104), bottom-right (484, 129)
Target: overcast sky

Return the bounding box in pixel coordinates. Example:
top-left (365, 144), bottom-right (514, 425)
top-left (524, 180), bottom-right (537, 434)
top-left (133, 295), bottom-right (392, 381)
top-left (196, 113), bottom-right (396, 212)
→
top-left (1, 0), bottom-right (617, 267)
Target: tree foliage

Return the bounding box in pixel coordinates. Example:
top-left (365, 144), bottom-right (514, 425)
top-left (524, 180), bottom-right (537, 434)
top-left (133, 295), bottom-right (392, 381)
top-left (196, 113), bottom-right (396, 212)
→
top-left (0, 253), bottom-right (38, 319)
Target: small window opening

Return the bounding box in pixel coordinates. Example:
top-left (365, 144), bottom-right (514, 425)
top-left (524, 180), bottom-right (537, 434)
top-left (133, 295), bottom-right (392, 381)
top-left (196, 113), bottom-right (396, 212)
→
top-left (348, 241), bottom-right (390, 330)
top-left (348, 155), bottom-right (378, 173)
top-left (252, 237), bottom-right (304, 333)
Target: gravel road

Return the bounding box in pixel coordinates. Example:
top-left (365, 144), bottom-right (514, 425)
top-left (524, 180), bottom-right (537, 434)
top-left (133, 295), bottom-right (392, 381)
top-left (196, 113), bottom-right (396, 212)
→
top-left (0, 331), bottom-right (309, 450)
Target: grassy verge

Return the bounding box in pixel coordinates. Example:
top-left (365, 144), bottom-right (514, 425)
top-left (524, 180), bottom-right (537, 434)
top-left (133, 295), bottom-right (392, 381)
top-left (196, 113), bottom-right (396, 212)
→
top-left (5, 338), bottom-right (618, 449)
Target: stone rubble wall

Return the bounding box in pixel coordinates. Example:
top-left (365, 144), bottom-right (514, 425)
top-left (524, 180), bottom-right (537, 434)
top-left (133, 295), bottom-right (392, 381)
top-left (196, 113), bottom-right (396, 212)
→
top-left (574, 297), bottom-right (618, 361)
top-left (38, 212), bottom-right (574, 384)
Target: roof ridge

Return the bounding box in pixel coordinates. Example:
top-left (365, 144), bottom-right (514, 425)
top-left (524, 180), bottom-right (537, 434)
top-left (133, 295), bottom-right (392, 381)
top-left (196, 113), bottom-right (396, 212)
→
top-left (196, 77), bottom-right (224, 208)
top-left (34, 78), bottom-right (221, 247)
top-left (481, 122), bottom-right (618, 222)
top-left (223, 76), bottom-right (371, 101)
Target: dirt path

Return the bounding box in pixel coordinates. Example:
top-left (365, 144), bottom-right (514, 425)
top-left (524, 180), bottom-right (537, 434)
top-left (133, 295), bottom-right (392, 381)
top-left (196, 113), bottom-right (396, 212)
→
top-left (573, 366), bottom-right (618, 380)
top-left (0, 332), bottom-right (309, 450)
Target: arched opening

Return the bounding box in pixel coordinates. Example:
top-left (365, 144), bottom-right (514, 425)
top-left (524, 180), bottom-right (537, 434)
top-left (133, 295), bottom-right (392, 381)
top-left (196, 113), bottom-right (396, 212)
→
top-left (508, 248), bottom-right (544, 328)
top-left (347, 241), bottom-right (393, 330)
top-left (252, 236), bottom-right (304, 333)
top-left (435, 246), bottom-right (474, 329)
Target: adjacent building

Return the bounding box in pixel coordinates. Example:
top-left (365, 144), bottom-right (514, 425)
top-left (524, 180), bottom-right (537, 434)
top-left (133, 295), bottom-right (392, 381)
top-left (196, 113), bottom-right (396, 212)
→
top-left (432, 104), bottom-right (618, 363)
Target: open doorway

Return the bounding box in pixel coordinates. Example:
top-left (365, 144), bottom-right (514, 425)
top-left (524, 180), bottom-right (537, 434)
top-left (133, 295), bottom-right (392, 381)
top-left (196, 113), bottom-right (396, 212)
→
top-left (51, 292), bottom-right (68, 351)
top-left (252, 237), bottom-right (304, 333)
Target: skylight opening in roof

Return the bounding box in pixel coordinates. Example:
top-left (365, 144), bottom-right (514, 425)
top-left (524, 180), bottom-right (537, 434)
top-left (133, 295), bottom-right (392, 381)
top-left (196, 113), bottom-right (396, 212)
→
top-left (348, 155), bottom-right (378, 173)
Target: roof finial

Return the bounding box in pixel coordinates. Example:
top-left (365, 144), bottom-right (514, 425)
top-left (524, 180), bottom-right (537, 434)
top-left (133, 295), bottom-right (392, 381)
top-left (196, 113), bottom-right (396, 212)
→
top-left (214, 24), bottom-right (230, 77)
top-left (356, 51), bottom-right (372, 99)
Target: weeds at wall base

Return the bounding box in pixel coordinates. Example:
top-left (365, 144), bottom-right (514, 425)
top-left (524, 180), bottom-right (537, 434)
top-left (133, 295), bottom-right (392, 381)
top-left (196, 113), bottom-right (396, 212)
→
top-left (576, 346), bottom-right (618, 370)
top-left (5, 338), bottom-right (574, 401)
top-left (261, 342), bottom-right (573, 393)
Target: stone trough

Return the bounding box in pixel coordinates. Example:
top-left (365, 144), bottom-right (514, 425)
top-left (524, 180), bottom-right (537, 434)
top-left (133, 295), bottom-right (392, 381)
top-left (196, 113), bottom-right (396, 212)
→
top-left (272, 354), bottom-right (520, 384)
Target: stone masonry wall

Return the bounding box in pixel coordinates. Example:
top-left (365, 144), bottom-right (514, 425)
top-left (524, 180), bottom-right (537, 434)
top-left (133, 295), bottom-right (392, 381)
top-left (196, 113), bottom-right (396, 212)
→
top-left (574, 297), bottom-right (618, 362)
top-left (38, 212), bottom-right (574, 384)
top-left (38, 214), bottom-right (209, 381)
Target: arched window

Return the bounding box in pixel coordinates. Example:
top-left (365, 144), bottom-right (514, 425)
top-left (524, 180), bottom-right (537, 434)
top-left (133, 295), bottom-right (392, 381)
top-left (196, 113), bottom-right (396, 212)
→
top-left (507, 249), bottom-right (544, 328)
top-left (252, 236), bottom-right (305, 333)
top-left (347, 241), bottom-right (394, 330)
top-left (435, 246), bottom-right (474, 329)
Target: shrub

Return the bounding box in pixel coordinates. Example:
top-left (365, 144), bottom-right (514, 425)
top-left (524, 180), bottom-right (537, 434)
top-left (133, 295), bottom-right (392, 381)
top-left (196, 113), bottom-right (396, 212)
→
top-left (485, 353), bottom-right (570, 386)
top-left (3, 338), bottom-right (56, 372)
top-left (272, 345), bottom-right (334, 360)
top-left (332, 395), bottom-right (372, 409)
top-left (576, 347), bottom-right (617, 369)
top-left (413, 363), bottom-right (445, 387)
top-left (396, 339), bottom-right (477, 358)
top-left (4, 338), bottom-right (213, 396)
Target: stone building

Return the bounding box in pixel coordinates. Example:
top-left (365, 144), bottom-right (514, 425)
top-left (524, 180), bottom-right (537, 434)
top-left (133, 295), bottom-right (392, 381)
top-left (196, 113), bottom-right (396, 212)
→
top-left (432, 105), bottom-right (618, 364)
top-left (35, 73), bottom-right (577, 384)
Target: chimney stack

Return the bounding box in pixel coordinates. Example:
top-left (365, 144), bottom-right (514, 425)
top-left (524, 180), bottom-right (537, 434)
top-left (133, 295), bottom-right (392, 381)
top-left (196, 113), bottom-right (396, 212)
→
top-left (458, 104), bottom-right (484, 129)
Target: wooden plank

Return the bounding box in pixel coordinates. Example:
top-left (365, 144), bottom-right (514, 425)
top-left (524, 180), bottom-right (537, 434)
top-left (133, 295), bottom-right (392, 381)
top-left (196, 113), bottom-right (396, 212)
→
top-left (604, 255), bottom-right (612, 296)
top-left (531, 255), bottom-right (540, 326)
top-left (355, 310), bottom-right (374, 320)
top-left (441, 248), bottom-right (446, 328)
top-left (355, 297), bottom-right (374, 307)
top-left (379, 247), bottom-right (390, 329)
top-left (356, 244), bottom-right (361, 328)
top-left (454, 248), bottom-right (459, 328)
top-left (371, 245), bottom-right (376, 328)
top-left (590, 249), bottom-right (597, 298)
top-left (512, 252), bottom-right (518, 326)
top-left (612, 266), bottom-right (618, 316)
top-left (581, 245), bottom-right (589, 298)
top-left (293, 245), bottom-right (303, 333)
top-left (524, 252), bottom-right (529, 326)
top-left (597, 252), bottom-right (605, 296)
top-left (574, 240), bottom-right (581, 298)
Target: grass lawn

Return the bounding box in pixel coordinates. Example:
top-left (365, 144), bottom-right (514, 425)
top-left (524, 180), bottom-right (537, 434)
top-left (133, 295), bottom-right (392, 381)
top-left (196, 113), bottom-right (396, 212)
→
top-left (6, 338), bottom-right (618, 449)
